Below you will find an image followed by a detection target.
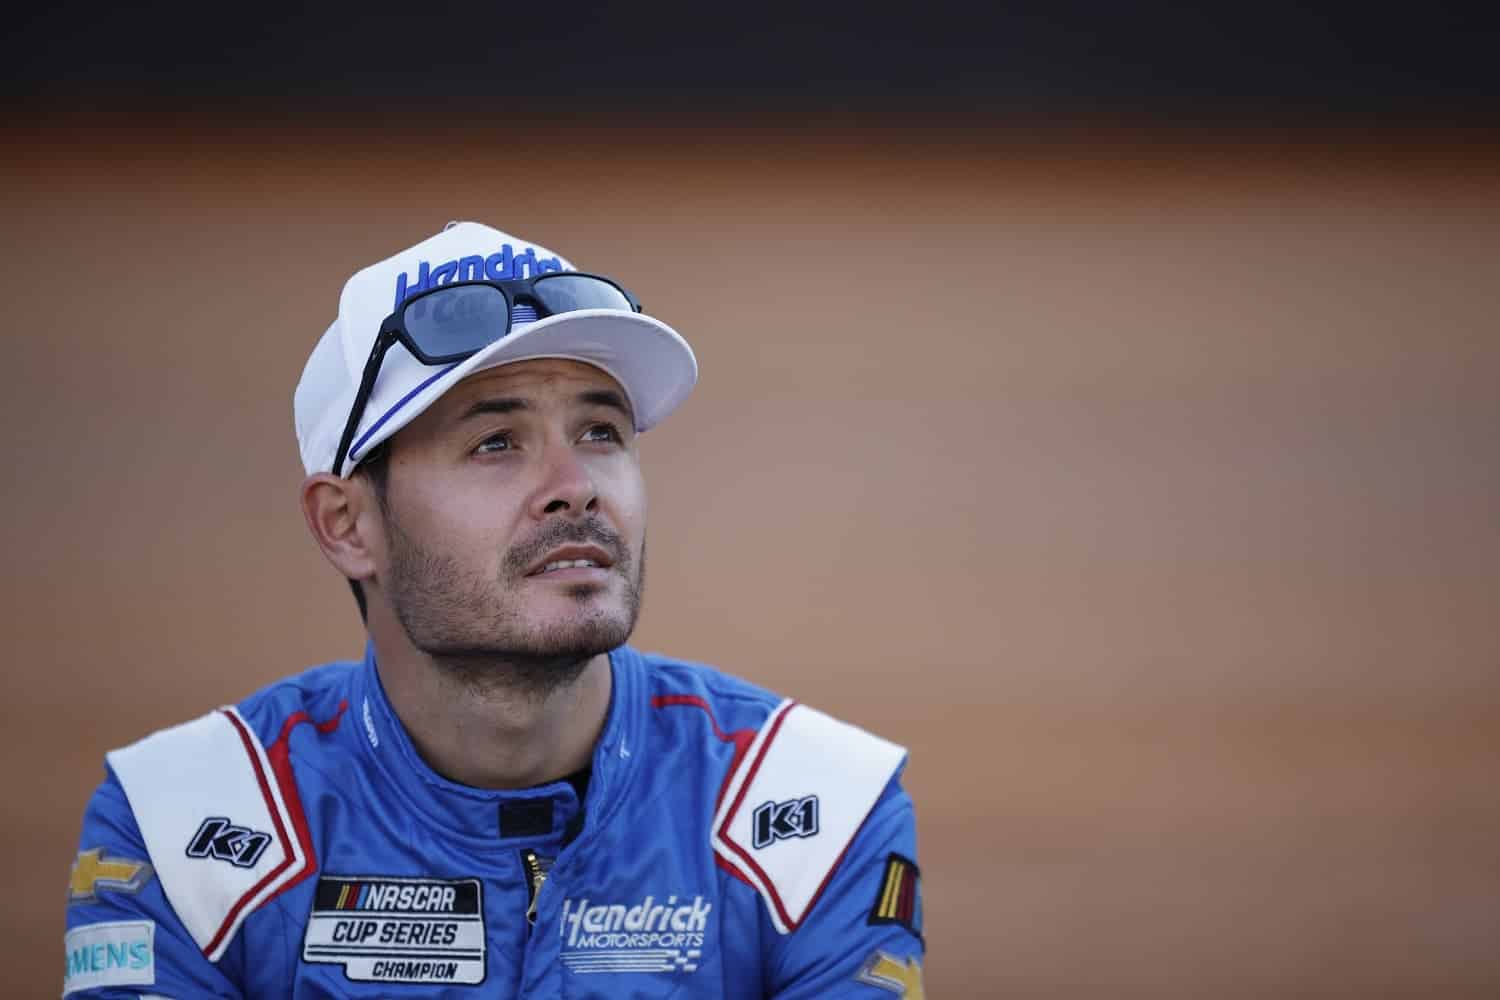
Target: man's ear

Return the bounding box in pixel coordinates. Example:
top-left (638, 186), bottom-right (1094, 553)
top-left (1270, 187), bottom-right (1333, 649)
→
top-left (300, 473), bottom-right (381, 585)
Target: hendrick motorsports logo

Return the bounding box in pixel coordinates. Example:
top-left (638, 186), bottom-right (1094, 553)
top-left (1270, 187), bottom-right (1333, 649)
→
top-left (301, 876), bottom-right (485, 985)
top-left (559, 894), bottom-right (710, 975)
top-left (392, 245), bottom-right (565, 309)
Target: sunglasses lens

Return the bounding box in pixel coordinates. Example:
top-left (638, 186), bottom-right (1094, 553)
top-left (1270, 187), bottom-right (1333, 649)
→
top-left (403, 284), bottom-right (511, 360)
top-left (533, 274), bottom-right (634, 314)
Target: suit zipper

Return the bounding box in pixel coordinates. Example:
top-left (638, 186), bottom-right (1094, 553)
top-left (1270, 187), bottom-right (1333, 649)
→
top-left (521, 848), bottom-right (550, 932)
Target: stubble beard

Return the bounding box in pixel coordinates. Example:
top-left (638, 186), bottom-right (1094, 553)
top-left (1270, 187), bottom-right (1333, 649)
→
top-left (383, 510), bottom-right (644, 701)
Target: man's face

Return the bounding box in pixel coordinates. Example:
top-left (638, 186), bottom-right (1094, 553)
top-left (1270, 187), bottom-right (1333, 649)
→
top-left (365, 358), bottom-right (647, 669)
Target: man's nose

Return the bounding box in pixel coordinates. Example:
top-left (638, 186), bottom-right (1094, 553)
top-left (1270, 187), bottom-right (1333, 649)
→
top-left (530, 442), bottom-right (599, 518)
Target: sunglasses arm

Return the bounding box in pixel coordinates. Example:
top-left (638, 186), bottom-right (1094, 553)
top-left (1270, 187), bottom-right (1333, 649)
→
top-left (332, 332), bottom-right (396, 477)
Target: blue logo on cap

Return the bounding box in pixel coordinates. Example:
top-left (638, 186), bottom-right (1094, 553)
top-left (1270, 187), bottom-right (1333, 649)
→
top-left (394, 245), bottom-right (565, 310)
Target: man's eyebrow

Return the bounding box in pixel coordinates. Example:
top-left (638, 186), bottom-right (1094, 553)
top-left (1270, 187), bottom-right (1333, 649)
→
top-left (578, 389), bottom-right (633, 420)
top-left (454, 391), bottom-right (632, 422)
top-left (457, 397), bottom-right (530, 421)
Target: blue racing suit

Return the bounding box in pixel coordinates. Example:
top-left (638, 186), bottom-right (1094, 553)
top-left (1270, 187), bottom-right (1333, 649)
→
top-left (65, 645), bottom-right (924, 997)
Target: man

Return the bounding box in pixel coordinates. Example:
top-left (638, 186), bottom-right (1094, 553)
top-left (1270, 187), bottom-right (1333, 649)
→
top-left (65, 222), bottom-right (924, 998)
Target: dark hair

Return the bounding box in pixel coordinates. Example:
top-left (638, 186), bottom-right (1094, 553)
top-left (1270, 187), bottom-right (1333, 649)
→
top-left (348, 440), bottom-right (392, 624)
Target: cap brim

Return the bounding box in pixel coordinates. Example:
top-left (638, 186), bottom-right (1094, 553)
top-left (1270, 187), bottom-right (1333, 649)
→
top-left (344, 309), bottom-right (697, 472)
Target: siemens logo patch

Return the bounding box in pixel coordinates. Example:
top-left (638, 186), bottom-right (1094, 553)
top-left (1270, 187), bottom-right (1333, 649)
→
top-left (302, 876), bottom-right (485, 985)
top-left (63, 920), bottom-right (155, 996)
top-left (559, 894), bottom-right (710, 975)
top-left (394, 246), bottom-right (565, 309)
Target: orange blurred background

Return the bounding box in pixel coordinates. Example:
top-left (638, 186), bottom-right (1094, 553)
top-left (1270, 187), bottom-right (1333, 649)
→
top-left (5, 115), bottom-right (1496, 996)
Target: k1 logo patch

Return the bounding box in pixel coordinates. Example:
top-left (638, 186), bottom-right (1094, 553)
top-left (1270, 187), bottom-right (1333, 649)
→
top-left (751, 794), bottom-right (819, 849)
top-left (185, 817), bottom-right (272, 868)
top-left (302, 876), bottom-right (486, 985)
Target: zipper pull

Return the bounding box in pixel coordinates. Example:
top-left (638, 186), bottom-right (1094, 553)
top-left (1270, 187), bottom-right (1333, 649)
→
top-left (521, 849), bottom-right (552, 927)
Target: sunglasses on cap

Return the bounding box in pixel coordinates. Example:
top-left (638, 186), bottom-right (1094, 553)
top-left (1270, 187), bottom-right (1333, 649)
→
top-left (333, 273), bottom-right (642, 476)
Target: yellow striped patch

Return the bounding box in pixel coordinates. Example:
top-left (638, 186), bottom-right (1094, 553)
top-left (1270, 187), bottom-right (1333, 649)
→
top-left (868, 853), bottom-right (922, 938)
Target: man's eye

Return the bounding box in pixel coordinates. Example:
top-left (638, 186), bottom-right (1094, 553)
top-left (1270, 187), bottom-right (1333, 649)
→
top-left (581, 423), bottom-right (624, 445)
top-left (475, 432), bottom-right (514, 454)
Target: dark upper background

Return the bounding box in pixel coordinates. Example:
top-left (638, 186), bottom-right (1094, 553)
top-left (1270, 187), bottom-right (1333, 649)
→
top-left (5, 2), bottom-right (1498, 123)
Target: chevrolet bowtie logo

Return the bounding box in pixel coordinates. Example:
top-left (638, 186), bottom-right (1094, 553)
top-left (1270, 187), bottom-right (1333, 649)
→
top-left (855, 951), bottom-right (925, 999)
top-left (68, 848), bottom-right (153, 903)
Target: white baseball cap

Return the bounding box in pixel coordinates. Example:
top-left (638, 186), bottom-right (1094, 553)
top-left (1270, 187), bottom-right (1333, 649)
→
top-left (294, 221), bottom-right (698, 477)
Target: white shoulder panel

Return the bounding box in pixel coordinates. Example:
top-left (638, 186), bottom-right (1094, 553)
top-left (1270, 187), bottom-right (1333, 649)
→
top-left (711, 700), bottom-right (906, 934)
top-left (107, 707), bottom-right (309, 962)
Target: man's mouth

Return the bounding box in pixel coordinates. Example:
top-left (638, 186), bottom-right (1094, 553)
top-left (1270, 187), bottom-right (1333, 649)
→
top-left (525, 544), bottom-right (615, 577)
top-left (541, 558), bottom-right (600, 573)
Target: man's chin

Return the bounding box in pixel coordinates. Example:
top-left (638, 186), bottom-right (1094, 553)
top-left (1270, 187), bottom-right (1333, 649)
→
top-left (528, 611), bottom-right (635, 657)
top-left (415, 612), bottom-right (632, 684)
top-left (523, 583), bottom-right (630, 621)
top-left (470, 598), bottom-right (634, 660)
top-left (510, 562), bottom-right (643, 656)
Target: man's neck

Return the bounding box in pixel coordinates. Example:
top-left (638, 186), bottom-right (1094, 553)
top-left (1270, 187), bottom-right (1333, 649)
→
top-left (367, 618), bottom-right (613, 790)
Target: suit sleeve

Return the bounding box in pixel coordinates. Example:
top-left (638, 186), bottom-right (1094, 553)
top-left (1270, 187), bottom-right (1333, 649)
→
top-left (764, 778), bottom-right (925, 998)
top-left (64, 765), bottom-right (245, 998)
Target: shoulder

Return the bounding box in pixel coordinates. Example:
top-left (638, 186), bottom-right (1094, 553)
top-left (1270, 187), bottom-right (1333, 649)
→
top-left (632, 648), bottom-right (784, 734)
top-left (629, 646), bottom-right (906, 767)
top-left (712, 697), bottom-right (909, 934)
top-left (628, 648), bottom-right (911, 934)
top-left (234, 658), bottom-right (361, 742)
top-left (98, 658), bottom-right (359, 961)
